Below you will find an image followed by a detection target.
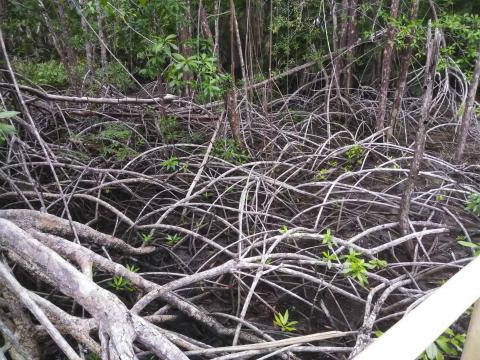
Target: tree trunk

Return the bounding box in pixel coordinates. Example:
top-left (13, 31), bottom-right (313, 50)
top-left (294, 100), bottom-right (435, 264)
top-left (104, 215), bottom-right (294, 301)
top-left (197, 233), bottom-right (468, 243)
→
top-left (454, 45), bottom-right (480, 162)
top-left (95, 0), bottom-right (108, 77)
top-left (178, 2), bottom-right (193, 97)
top-left (213, 0), bottom-right (221, 59)
top-left (227, 0), bottom-right (241, 144)
top-left (376, 0), bottom-right (400, 132)
top-left (198, 0), bottom-right (213, 40)
top-left (387, 0), bottom-right (420, 138)
top-left (344, 0), bottom-right (358, 94)
top-left (78, 0), bottom-right (94, 76)
top-left (398, 26), bottom-right (442, 253)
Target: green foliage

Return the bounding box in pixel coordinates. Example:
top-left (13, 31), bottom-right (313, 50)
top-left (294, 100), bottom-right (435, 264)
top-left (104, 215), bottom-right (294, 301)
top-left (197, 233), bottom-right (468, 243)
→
top-left (126, 264), bottom-right (139, 273)
top-left (97, 124), bottom-right (134, 161)
top-left (271, 0), bottom-right (325, 69)
top-left (165, 233), bottom-right (181, 246)
top-left (212, 139), bottom-right (250, 164)
top-left (85, 354), bottom-right (101, 360)
top-left (346, 144), bottom-right (364, 164)
top-left (167, 52), bottom-right (226, 100)
top-left (458, 239), bottom-right (480, 256)
top-left (109, 275), bottom-right (135, 292)
top-left (273, 309), bottom-right (298, 332)
top-left (102, 62), bottom-right (136, 92)
top-left (162, 156), bottom-right (179, 172)
top-left (322, 228), bottom-right (336, 247)
top-left (201, 191), bottom-right (212, 200)
top-left (160, 117), bottom-right (184, 143)
top-left (419, 328), bottom-right (465, 360)
top-left (140, 232), bottom-right (154, 245)
top-left (322, 250), bottom-right (338, 269)
top-left (391, 16), bottom-right (424, 50)
top-left (13, 59), bottom-right (69, 87)
top-left (341, 250), bottom-right (387, 287)
top-left (343, 144), bottom-right (364, 172)
top-left (465, 192), bottom-right (480, 216)
top-left (279, 225), bottom-right (289, 234)
top-left (314, 168), bottom-right (330, 181)
top-left (436, 13), bottom-right (480, 77)
top-left (0, 111), bottom-right (18, 145)
top-left (139, 34), bottom-right (178, 79)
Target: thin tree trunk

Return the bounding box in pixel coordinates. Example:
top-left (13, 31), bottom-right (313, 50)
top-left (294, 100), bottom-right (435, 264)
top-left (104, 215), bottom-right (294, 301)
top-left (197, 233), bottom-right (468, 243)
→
top-left (231, 0), bottom-right (247, 82)
top-left (213, 0), bottom-right (221, 59)
top-left (55, 1), bottom-right (77, 68)
top-left (376, 0), bottom-right (400, 132)
top-left (95, 0), bottom-right (108, 77)
top-left (387, 0), bottom-right (420, 138)
top-left (78, 0), bottom-right (94, 76)
top-left (198, 0), bottom-right (213, 40)
top-left (227, 0), bottom-right (241, 144)
top-left (178, 2), bottom-right (193, 97)
top-left (454, 45), bottom-right (480, 162)
top-left (344, 0), bottom-right (358, 94)
top-left (398, 26), bottom-right (442, 253)
top-left (333, 0), bottom-right (348, 95)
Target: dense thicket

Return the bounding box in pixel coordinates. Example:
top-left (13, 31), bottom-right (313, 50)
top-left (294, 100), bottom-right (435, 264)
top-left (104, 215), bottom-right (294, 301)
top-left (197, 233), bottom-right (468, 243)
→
top-left (0, 1), bottom-right (480, 360)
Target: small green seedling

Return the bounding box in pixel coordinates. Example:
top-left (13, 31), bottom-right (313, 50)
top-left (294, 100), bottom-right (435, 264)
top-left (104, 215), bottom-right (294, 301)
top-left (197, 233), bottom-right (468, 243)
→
top-left (109, 275), bottom-right (135, 292)
top-left (322, 228), bottom-right (336, 247)
top-left (140, 232), bottom-right (154, 244)
top-left (327, 160), bottom-right (338, 167)
top-left (458, 239), bottom-right (480, 256)
top-left (368, 258), bottom-right (388, 269)
top-left (341, 251), bottom-right (387, 287)
top-left (322, 250), bottom-right (338, 269)
top-left (126, 264), bottom-right (139, 273)
top-left (279, 225), bottom-right (289, 234)
top-left (435, 194), bottom-right (446, 202)
top-left (273, 309), bottom-right (298, 332)
top-left (162, 156), bottom-right (179, 172)
top-left (314, 168), bottom-right (329, 181)
top-left (166, 233), bottom-right (181, 245)
top-left (465, 192), bottom-right (480, 216)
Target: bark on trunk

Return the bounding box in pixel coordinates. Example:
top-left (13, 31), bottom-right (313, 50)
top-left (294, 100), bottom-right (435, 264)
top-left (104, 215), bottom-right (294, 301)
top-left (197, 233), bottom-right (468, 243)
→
top-left (78, 0), bottom-right (94, 76)
top-left (344, 0), bottom-right (358, 94)
top-left (227, 0), bottom-right (241, 144)
top-left (95, 0), bottom-right (108, 77)
top-left (387, 0), bottom-right (420, 139)
top-left (376, 0), bottom-right (400, 132)
top-left (454, 45), bottom-right (480, 162)
top-left (398, 26), bottom-right (442, 253)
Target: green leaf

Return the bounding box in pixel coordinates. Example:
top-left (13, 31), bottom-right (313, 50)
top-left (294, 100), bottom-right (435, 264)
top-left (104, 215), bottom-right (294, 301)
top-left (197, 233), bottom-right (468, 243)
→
top-left (425, 343), bottom-right (438, 359)
top-left (0, 111), bottom-right (19, 119)
top-left (458, 241), bottom-right (480, 249)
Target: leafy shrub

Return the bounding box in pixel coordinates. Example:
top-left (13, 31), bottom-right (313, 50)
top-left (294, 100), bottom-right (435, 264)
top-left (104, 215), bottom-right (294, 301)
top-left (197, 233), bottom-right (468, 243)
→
top-left (160, 117), bottom-right (184, 143)
top-left (212, 139), bottom-right (250, 164)
top-left (102, 62), bottom-right (136, 92)
top-left (14, 59), bottom-right (69, 87)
